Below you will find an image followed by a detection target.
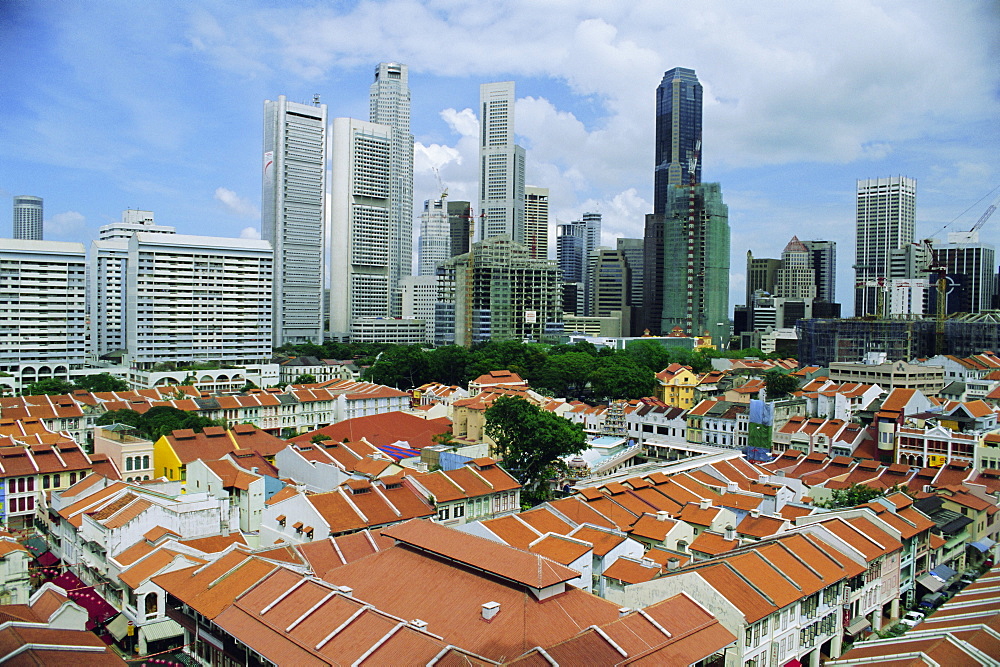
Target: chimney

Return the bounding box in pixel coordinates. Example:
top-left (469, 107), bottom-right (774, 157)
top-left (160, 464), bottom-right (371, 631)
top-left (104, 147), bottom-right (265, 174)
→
top-left (656, 510), bottom-right (670, 522)
top-left (758, 475), bottom-right (768, 483)
top-left (618, 607), bottom-right (631, 618)
top-left (727, 481), bottom-right (738, 492)
top-left (777, 470), bottom-right (786, 477)
top-left (725, 525), bottom-right (735, 541)
top-left (750, 509), bottom-right (760, 519)
top-left (699, 498), bottom-right (711, 510)
top-left (482, 601), bottom-right (500, 621)
top-left (338, 586), bottom-right (353, 597)
top-left (410, 619), bottom-right (428, 630)
top-left (667, 558), bottom-right (680, 571)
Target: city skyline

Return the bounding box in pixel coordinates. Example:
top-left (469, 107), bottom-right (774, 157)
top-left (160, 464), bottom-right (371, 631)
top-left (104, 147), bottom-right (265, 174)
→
top-left (2, 2), bottom-right (998, 316)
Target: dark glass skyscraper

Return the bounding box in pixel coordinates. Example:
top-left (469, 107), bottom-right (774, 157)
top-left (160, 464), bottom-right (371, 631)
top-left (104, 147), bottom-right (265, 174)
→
top-left (654, 68), bottom-right (702, 215)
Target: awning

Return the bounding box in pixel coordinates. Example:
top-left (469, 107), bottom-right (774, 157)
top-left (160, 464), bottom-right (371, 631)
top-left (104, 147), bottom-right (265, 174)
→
top-left (969, 538), bottom-right (995, 553)
top-left (36, 551), bottom-right (59, 567)
top-left (931, 564), bottom-right (958, 580)
top-left (783, 660), bottom-right (802, 667)
top-left (845, 616), bottom-right (871, 636)
top-left (139, 618), bottom-right (184, 643)
top-left (106, 614), bottom-right (130, 641)
top-left (916, 573), bottom-right (946, 592)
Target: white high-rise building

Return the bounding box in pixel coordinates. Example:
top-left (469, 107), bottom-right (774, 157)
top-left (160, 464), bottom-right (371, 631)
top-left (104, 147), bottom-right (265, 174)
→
top-left (98, 209), bottom-right (175, 240)
top-left (12, 196), bottom-right (43, 240)
top-left (329, 118), bottom-right (393, 337)
top-left (90, 210), bottom-right (178, 357)
top-left (370, 63), bottom-right (413, 317)
top-left (418, 198), bottom-right (450, 276)
top-left (774, 236), bottom-right (816, 299)
top-left (125, 234), bottom-right (273, 368)
top-left (262, 95), bottom-right (327, 346)
top-left (0, 240), bottom-right (86, 384)
top-left (524, 186), bottom-right (549, 260)
top-left (400, 275), bottom-right (438, 344)
top-left (479, 82), bottom-right (526, 244)
top-left (855, 176), bottom-right (917, 317)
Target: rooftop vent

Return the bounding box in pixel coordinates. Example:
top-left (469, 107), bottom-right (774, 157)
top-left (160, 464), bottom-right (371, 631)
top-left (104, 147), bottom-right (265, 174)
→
top-left (481, 601), bottom-right (500, 621)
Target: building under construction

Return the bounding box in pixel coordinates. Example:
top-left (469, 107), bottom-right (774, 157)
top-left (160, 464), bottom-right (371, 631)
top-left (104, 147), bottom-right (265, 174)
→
top-left (796, 311), bottom-right (1000, 366)
top-left (437, 236), bottom-right (563, 347)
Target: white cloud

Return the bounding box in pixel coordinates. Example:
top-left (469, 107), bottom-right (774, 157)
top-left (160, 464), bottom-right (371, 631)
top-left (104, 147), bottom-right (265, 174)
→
top-left (46, 211), bottom-right (86, 237)
top-left (215, 187), bottom-right (259, 218)
top-left (239, 226), bottom-right (261, 239)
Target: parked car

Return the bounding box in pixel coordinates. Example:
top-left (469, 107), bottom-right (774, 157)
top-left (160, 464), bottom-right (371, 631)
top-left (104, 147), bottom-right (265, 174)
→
top-left (919, 592), bottom-right (945, 609)
top-left (959, 572), bottom-right (977, 586)
top-left (900, 610), bottom-right (925, 628)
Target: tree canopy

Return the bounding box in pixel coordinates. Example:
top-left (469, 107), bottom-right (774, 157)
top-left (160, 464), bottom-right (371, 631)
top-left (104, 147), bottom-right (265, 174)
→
top-left (74, 373), bottom-right (130, 393)
top-left (764, 369), bottom-right (800, 399)
top-left (96, 407), bottom-right (225, 442)
top-left (816, 483), bottom-right (890, 509)
top-left (484, 396), bottom-right (586, 505)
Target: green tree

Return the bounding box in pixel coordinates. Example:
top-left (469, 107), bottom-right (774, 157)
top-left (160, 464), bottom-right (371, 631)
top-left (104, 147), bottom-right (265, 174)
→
top-left (240, 380), bottom-right (258, 392)
top-left (531, 351), bottom-right (594, 398)
top-left (310, 433), bottom-right (332, 444)
top-left (817, 483), bottom-right (889, 509)
top-left (588, 356), bottom-right (656, 401)
top-left (293, 373), bottom-right (317, 385)
top-left (25, 378), bottom-right (76, 396)
top-left (764, 369), bottom-right (800, 399)
top-left (74, 373), bottom-right (129, 393)
top-left (431, 431), bottom-right (458, 449)
top-left (484, 396), bottom-right (586, 505)
top-left (96, 409), bottom-right (145, 430)
top-left (426, 345), bottom-right (471, 386)
top-left (363, 345), bottom-right (430, 389)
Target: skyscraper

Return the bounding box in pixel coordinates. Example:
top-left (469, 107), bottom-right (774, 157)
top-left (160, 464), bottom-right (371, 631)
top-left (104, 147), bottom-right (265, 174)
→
top-left (329, 118), bottom-right (392, 337)
top-left (928, 231), bottom-right (996, 314)
top-left (660, 183), bottom-right (730, 345)
top-left (774, 236), bottom-right (816, 299)
top-left (654, 68), bottom-right (702, 215)
top-left (12, 196), bottom-right (43, 240)
top-left (479, 82), bottom-right (526, 244)
top-left (448, 201), bottom-right (472, 259)
top-left (370, 63), bottom-right (413, 316)
top-left (418, 198), bottom-right (450, 276)
top-left (803, 240), bottom-right (837, 303)
top-left (262, 95), bottom-right (327, 346)
top-left (524, 186), bottom-right (549, 260)
top-left (855, 176), bottom-right (917, 317)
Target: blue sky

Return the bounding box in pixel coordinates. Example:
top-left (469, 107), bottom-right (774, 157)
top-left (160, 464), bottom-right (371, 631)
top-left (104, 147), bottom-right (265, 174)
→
top-left (2, 0), bottom-right (998, 317)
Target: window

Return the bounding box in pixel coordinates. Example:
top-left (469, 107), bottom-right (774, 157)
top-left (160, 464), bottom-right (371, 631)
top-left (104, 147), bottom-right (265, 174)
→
top-left (18, 478), bottom-right (25, 493)
top-left (53, 474), bottom-right (60, 487)
top-left (27, 477), bottom-right (33, 491)
top-left (6, 480), bottom-right (12, 494)
top-left (43, 475), bottom-right (50, 490)
top-left (69, 472), bottom-right (76, 485)
top-left (27, 496), bottom-right (34, 510)
top-left (145, 592), bottom-right (158, 617)
top-left (143, 455), bottom-right (150, 469)
top-left (454, 505), bottom-right (465, 518)
top-left (438, 507), bottom-right (450, 521)
top-left (126, 457), bottom-right (133, 471)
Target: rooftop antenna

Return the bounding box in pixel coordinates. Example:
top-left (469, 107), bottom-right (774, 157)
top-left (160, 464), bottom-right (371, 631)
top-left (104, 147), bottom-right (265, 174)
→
top-left (313, 94), bottom-right (321, 106)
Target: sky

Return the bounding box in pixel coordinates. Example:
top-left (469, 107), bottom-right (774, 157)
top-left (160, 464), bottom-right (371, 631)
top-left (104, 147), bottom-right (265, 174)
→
top-left (2, 0), bottom-right (998, 317)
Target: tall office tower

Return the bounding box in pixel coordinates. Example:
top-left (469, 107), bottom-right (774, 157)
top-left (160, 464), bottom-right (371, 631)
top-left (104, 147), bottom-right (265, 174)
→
top-left (418, 198), bottom-right (449, 276)
top-left (854, 176), bottom-right (917, 317)
top-left (654, 68), bottom-right (702, 215)
top-left (660, 183), bottom-right (730, 345)
top-left (125, 234), bottom-right (273, 369)
top-left (262, 95), bottom-right (327, 346)
top-left (329, 118), bottom-right (393, 338)
top-left (90, 210), bottom-right (179, 357)
top-left (928, 231), bottom-right (996, 314)
top-left (581, 212), bottom-right (602, 255)
top-left (98, 209), bottom-right (175, 241)
top-left (616, 237), bottom-right (645, 308)
top-left (370, 63), bottom-right (413, 316)
top-left (589, 248), bottom-right (631, 329)
top-left (557, 222), bottom-right (585, 283)
top-left (640, 213), bottom-right (665, 335)
top-left (479, 82), bottom-right (526, 243)
top-left (524, 186), bottom-right (549, 259)
top-left (12, 196), bottom-right (43, 240)
top-left (447, 201), bottom-right (472, 258)
top-left (439, 237), bottom-right (562, 346)
top-left (774, 236), bottom-right (817, 299)
top-left (803, 240), bottom-right (836, 303)
top-left (745, 251), bottom-right (782, 301)
top-left (0, 240), bottom-right (86, 384)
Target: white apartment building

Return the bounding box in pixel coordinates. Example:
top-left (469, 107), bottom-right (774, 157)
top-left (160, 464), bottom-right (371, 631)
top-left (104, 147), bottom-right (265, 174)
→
top-left (479, 81), bottom-right (526, 244)
top-left (855, 176), bottom-right (917, 317)
top-left (125, 233), bottom-right (273, 369)
top-left (399, 274), bottom-right (438, 344)
top-left (0, 240), bottom-right (87, 385)
top-left (370, 62), bottom-right (413, 317)
top-left (329, 117), bottom-right (393, 336)
top-left (262, 95), bottom-right (327, 346)
top-left (98, 209), bottom-right (175, 241)
top-left (349, 317), bottom-right (426, 345)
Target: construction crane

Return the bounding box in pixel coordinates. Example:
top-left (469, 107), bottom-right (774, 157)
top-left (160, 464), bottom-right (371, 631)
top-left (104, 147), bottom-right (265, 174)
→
top-left (922, 238), bottom-right (954, 355)
top-left (433, 167), bottom-right (448, 202)
top-left (463, 209), bottom-right (484, 348)
top-left (968, 193), bottom-right (1000, 235)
